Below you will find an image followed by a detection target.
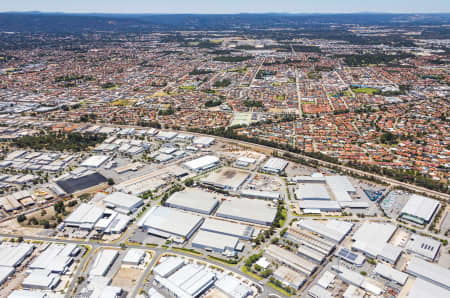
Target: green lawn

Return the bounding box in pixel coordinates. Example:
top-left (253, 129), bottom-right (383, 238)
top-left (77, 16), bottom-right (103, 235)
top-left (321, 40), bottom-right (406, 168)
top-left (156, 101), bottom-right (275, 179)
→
top-left (352, 87), bottom-right (380, 95)
top-left (241, 266), bottom-right (263, 280)
top-left (268, 282), bottom-right (293, 297)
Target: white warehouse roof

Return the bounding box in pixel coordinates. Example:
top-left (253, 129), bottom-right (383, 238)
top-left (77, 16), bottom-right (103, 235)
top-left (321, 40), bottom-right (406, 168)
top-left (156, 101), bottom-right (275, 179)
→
top-left (374, 263), bottom-right (408, 285)
top-left (216, 197), bottom-right (277, 226)
top-left (80, 155), bottom-right (109, 168)
top-left (262, 157), bottom-right (288, 173)
top-left (298, 219), bottom-right (353, 243)
top-left (138, 206), bottom-right (203, 240)
top-left (184, 155), bottom-right (220, 172)
top-left (407, 278), bottom-right (450, 298)
top-left (406, 256), bottom-right (450, 290)
top-left (200, 218), bottom-right (254, 240)
top-left (352, 222), bottom-right (397, 258)
top-left (64, 203), bottom-right (104, 230)
top-left (89, 249), bottom-right (119, 277)
top-left (296, 184), bottom-right (330, 200)
top-left (103, 192), bottom-right (143, 213)
top-left (165, 189), bottom-right (218, 215)
top-left (401, 194), bottom-right (440, 223)
top-left (192, 230), bottom-right (239, 252)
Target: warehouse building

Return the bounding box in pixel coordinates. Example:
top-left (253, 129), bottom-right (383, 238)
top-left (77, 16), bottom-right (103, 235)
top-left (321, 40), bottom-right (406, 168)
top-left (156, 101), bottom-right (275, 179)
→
top-left (201, 168), bottom-right (249, 192)
top-left (29, 243), bottom-right (78, 274)
top-left (154, 263), bottom-right (217, 298)
top-left (352, 222), bottom-right (398, 261)
top-left (295, 184), bottom-right (330, 200)
top-left (9, 289), bottom-right (49, 298)
top-left (215, 274), bottom-right (253, 298)
top-left (334, 247), bottom-right (365, 266)
top-left (408, 278), bottom-right (450, 298)
top-left (406, 234), bottom-right (441, 261)
top-left (273, 266), bottom-right (306, 290)
top-left (216, 197), bottom-right (277, 226)
top-left (156, 131), bottom-right (177, 140)
top-left (192, 136), bottom-right (215, 147)
top-left (122, 249), bottom-right (146, 266)
top-left (241, 189), bottom-right (280, 200)
top-left (64, 203), bottom-right (131, 233)
top-left (89, 249), bottom-right (119, 277)
top-left (165, 189), bottom-right (219, 215)
top-left (56, 172), bottom-right (108, 194)
top-left (184, 155), bottom-right (220, 173)
top-left (298, 219), bottom-right (353, 243)
top-left (309, 284), bottom-right (332, 298)
top-left (290, 173), bottom-right (326, 184)
top-left (400, 194), bottom-right (440, 224)
top-left (297, 245), bottom-right (326, 264)
top-left (325, 176), bottom-right (356, 204)
top-left (22, 270), bottom-right (60, 290)
top-left (0, 266), bottom-right (14, 287)
top-left (0, 242), bottom-right (34, 268)
top-left (114, 173), bottom-right (166, 196)
top-left (298, 200), bottom-right (341, 212)
top-left (261, 157), bottom-right (288, 174)
top-left (103, 192), bottom-right (143, 214)
top-left (154, 257), bottom-right (185, 278)
top-left (265, 245), bottom-right (318, 276)
top-left (80, 155), bottom-right (109, 168)
top-left (235, 156), bottom-right (256, 168)
top-left (374, 263), bottom-right (408, 285)
top-left (406, 256), bottom-right (450, 290)
top-left (137, 206), bottom-right (204, 242)
top-left (331, 265), bottom-right (382, 295)
top-left (192, 230), bottom-right (240, 253)
top-left (200, 218), bottom-right (254, 240)
top-left (64, 203), bottom-right (104, 230)
top-left (283, 227), bottom-right (335, 256)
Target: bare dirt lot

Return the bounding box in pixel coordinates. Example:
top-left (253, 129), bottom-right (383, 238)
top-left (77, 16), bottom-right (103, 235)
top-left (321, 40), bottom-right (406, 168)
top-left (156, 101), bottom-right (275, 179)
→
top-left (110, 267), bottom-right (142, 292)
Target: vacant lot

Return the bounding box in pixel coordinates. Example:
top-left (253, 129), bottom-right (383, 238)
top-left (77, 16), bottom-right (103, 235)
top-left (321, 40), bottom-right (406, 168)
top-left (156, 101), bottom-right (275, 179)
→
top-left (111, 267), bottom-right (142, 292)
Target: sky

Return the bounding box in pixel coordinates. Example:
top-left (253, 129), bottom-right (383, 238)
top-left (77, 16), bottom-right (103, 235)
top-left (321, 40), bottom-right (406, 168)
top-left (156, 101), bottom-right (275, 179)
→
top-left (1, 0), bottom-right (449, 14)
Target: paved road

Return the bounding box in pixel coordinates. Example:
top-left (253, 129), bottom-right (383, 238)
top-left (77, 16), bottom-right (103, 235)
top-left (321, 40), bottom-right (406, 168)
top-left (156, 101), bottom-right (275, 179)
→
top-left (0, 232), bottom-right (278, 297)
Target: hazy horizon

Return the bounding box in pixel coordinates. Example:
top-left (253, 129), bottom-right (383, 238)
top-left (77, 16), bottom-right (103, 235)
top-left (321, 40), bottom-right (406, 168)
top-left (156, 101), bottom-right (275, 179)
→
top-left (1, 0), bottom-right (449, 14)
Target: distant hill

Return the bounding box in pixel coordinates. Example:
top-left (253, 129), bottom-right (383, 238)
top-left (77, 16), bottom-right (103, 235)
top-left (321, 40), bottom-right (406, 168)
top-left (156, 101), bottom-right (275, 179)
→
top-left (0, 12), bottom-right (449, 33)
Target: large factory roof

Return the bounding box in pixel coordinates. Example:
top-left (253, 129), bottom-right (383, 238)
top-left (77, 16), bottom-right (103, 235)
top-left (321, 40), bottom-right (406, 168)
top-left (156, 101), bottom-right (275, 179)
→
top-left (201, 168), bottom-right (249, 191)
top-left (137, 206), bottom-right (203, 238)
top-left (216, 197), bottom-right (277, 226)
top-left (165, 189), bottom-right (218, 214)
top-left (103, 192), bottom-right (143, 212)
top-left (262, 157), bottom-right (288, 173)
top-left (64, 203), bottom-right (104, 229)
top-left (183, 155), bottom-right (220, 172)
top-left (298, 219), bottom-right (352, 243)
top-left (296, 184), bottom-right (330, 200)
top-left (401, 194), bottom-right (439, 223)
top-left (192, 230), bottom-right (239, 252)
top-left (200, 218), bottom-right (254, 240)
top-left (406, 256), bottom-right (450, 290)
top-left (352, 222), bottom-right (397, 257)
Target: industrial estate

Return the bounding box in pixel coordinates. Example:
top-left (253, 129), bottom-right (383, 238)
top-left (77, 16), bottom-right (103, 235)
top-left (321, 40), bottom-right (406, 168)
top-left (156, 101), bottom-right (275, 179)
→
top-left (0, 11), bottom-right (449, 298)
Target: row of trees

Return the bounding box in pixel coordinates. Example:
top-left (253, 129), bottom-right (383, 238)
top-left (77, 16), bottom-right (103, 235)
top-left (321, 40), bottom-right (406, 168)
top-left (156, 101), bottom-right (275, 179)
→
top-left (185, 126), bottom-right (448, 194)
top-left (13, 132), bottom-right (106, 152)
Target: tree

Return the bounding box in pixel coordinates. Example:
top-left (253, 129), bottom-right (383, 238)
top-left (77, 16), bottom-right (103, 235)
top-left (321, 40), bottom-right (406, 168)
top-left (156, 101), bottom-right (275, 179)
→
top-left (184, 178), bottom-right (194, 187)
top-left (17, 214), bottom-right (26, 223)
top-left (107, 178), bottom-right (115, 186)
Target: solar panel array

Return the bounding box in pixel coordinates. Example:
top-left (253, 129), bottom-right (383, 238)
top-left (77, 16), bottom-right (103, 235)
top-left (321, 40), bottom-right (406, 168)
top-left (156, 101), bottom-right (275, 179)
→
top-left (338, 248), bottom-right (358, 262)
